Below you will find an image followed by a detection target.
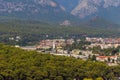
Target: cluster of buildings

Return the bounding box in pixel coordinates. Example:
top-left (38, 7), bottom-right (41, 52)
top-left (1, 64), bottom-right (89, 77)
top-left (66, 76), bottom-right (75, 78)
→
top-left (86, 37), bottom-right (120, 66)
top-left (96, 55), bottom-right (120, 66)
top-left (96, 56), bottom-right (118, 62)
top-left (88, 43), bottom-right (120, 49)
top-left (86, 37), bottom-right (120, 44)
top-left (36, 39), bottom-right (74, 52)
top-left (20, 37), bottom-right (120, 66)
top-left (86, 37), bottom-right (120, 49)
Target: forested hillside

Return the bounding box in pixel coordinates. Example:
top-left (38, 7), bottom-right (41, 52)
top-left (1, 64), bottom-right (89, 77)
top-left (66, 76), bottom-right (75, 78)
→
top-left (0, 43), bottom-right (120, 80)
top-left (0, 20), bottom-right (120, 45)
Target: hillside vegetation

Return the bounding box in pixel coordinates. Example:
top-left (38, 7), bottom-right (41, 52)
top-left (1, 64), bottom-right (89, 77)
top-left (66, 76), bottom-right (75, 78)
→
top-left (0, 43), bottom-right (120, 80)
top-left (0, 20), bottom-right (120, 45)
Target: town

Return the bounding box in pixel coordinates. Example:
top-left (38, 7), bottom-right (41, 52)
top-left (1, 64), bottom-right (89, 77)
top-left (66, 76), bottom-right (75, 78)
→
top-left (20, 37), bottom-right (120, 66)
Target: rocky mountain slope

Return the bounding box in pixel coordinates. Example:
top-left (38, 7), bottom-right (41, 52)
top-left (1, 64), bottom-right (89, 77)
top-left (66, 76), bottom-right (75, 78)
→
top-left (0, 0), bottom-right (75, 22)
top-left (55, 0), bottom-right (79, 12)
top-left (71, 0), bottom-right (120, 24)
top-left (0, 0), bottom-right (120, 24)
top-left (71, 0), bottom-right (120, 17)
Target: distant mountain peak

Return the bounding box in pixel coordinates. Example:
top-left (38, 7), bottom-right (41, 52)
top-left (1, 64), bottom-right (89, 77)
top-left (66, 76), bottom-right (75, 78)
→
top-left (71, 0), bottom-right (120, 18)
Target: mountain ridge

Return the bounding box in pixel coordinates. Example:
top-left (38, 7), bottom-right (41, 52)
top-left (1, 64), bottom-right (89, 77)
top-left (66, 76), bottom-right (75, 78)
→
top-left (0, 0), bottom-right (120, 25)
top-left (0, 0), bottom-right (76, 23)
top-left (70, 0), bottom-right (120, 24)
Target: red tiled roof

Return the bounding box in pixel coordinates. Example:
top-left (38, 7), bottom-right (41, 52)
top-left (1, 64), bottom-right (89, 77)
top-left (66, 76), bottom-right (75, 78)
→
top-left (97, 56), bottom-right (117, 59)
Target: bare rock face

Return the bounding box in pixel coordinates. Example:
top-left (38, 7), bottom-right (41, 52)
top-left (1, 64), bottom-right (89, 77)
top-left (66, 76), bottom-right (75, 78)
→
top-left (71, 0), bottom-right (120, 18)
top-left (0, 0), bottom-right (120, 24)
top-left (34, 0), bottom-right (57, 7)
top-left (0, 0), bottom-right (64, 13)
top-left (0, 0), bottom-right (69, 22)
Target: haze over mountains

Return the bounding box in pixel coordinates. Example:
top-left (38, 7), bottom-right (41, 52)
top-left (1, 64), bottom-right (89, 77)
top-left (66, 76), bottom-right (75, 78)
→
top-left (0, 0), bottom-right (120, 25)
top-left (0, 0), bottom-right (75, 22)
top-left (71, 0), bottom-right (120, 24)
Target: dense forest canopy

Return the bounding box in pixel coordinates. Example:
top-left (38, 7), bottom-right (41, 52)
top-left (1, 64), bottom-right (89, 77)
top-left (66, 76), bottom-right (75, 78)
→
top-left (0, 43), bottom-right (120, 80)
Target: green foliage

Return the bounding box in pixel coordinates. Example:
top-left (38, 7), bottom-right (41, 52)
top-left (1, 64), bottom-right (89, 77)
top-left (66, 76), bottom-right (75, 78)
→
top-left (90, 46), bottom-right (120, 56)
top-left (0, 20), bottom-right (120, 45)
top-left (64, 40), bottom-right (91, 50)
top-left (83, 78), bottom-right (93, 80)
top-left (96, 77), bottom-right (103, 80)
top-left (0, 43), bottom-right (119, 80)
